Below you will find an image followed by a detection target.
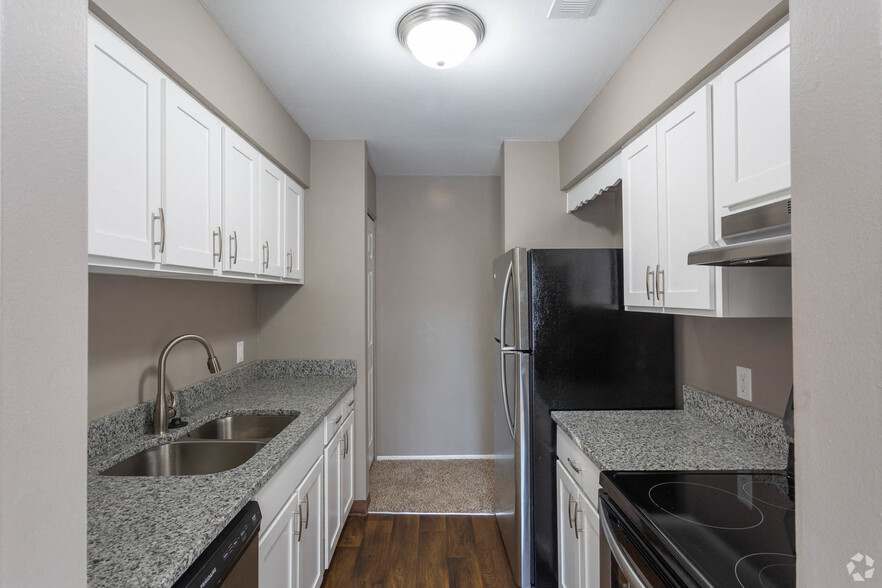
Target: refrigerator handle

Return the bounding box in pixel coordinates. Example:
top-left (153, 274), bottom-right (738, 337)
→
top-left (500, 349), bottom-right (517, 440)
top-left (499, 261), bottom-right (513, 346)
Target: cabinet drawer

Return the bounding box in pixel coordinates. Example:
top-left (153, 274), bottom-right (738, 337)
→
top-left (323, 388), bottom-right (354, 445)
top-left (556, 426), bottom-right (601, 508)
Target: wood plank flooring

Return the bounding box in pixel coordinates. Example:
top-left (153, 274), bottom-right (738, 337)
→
top-left (322, 514), bottom-right (517, 587)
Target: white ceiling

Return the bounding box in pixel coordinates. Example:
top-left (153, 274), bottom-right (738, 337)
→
top-left (200, 0), bottom-right (671, 176)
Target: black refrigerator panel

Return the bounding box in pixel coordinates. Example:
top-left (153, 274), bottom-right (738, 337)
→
top-left (528, 248), bottom-right (675, 411)
top-left (526, 249), bottom-right (674, 588)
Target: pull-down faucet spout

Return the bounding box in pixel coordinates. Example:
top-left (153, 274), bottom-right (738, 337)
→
top-left (153, 334), bottom-right (221, 435)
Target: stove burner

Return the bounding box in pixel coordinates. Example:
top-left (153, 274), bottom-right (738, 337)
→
top-left (649, 482), bottom-right (764, 530)
top-left (735, 552), bottom-right (796, 588)
top-left (742, 479), bottom-right (795, 511)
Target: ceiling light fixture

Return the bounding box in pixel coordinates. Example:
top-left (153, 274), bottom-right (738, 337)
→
top-left (397, 4), bottom-right (485, 69)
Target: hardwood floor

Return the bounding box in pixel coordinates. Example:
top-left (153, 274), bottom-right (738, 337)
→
top-left (322, 514), bottom-right (517, 587)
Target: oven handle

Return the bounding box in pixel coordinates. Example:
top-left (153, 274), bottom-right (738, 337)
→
top-left (598, 500), bottom-right (650, 588)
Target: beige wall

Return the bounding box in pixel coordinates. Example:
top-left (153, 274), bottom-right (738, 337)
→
top-left (0, 0), bottom-right (88, 583)
top-left (791, 0), bottom-right (882, 581)
top-left (258, 140), bottom-right (369, 498)
top-left (503, 142), bottom-right (621, 251)
top-left (675, 317), bottom-right (793, 416)
top-left (559, 0), bottom-right (787, 189)
top-left (88, 275), bottom-right (261, 420)
top-left (374, 176), bottom-right (502, 457)
top-left (91, 0), bottom-right (310, 186)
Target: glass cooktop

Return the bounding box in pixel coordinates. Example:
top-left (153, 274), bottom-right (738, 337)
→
top-left (602, 471), bottom-right (796, 588)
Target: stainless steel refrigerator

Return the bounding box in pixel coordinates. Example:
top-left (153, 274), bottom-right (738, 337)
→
top-left (493, 248), bottom-right (674, 587)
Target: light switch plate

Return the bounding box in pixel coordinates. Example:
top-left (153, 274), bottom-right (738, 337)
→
top-left (236, 341), bottom-right (244, 364)
top-left (737, 366), bottom-right (752, 401)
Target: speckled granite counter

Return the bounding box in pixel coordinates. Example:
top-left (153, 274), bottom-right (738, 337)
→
top-left (552, 386), bottom-right (789, 472)
top-left (87, 360), bottom-right (355, 588)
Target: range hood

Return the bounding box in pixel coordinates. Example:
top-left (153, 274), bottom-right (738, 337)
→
top-left (688, 199), bottom-right (791, 267)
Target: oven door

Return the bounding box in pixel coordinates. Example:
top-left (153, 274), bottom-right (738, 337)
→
top-left (598, 496), bottom-right (669, 588)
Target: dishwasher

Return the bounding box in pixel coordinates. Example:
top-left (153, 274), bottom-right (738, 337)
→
top-left (173, 501), bottom-right (261, 588)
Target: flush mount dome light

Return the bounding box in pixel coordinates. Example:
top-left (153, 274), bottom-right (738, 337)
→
top-left (397, 4), bottom-right (485, 69)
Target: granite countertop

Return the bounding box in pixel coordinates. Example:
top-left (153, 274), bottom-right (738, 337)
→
top-left (552, 386), bottom-right (789, 472)
top-left (87, 360), bottom-right (356, 588)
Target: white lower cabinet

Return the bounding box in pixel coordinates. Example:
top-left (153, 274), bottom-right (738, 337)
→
top-left (259, 485), bottom-right (300, 587)
top-left (324, 408), bottom-right (355, 566)
top-left (296, 458), bottom-right (324, 588)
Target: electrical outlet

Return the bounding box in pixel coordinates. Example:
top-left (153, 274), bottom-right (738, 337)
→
top-left (236, 341), bottom-right (244, 364)
top-left (737, 366), bottom-right (752, 402)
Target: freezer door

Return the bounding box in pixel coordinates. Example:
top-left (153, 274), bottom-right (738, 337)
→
top-left (494, 345), bottom-right (531, 586)
top-left (493, 248), bottom-right (530, 350)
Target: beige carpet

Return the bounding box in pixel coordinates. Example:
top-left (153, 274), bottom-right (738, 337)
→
top-left (369, 459), bottom-right (495, 514)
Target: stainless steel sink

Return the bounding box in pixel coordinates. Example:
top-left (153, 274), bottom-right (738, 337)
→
top-left (187, 414), bottom-right (297, 441)
top-left (99, 441), bottom-right (266, 477)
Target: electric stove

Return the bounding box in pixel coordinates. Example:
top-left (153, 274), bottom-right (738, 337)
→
top-left (599, 471), bottom-right (796, 588)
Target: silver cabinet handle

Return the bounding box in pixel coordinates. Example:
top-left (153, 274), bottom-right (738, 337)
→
top-left (293, 506), bottom-right (303, 542)
top-left (339, 437), bottom-right (345, 455)
top-left (645, 265), bottom-right (655, 301)
top-left (568, 493), bottom-right (576, 529)
top-left (286, 249), bottom-right (293, 274)
top-left (333, 414), bottom-right (342, 425)
top-left (567, 457), bottom-right (582, 473)
top-left (574, 502), bottom-right (583, 539)
top-left (656, 264), bottom-right (665, 301)
top-left (301, 494), bottom-right (310, 529)
top-left (344, 431), bottom-right (349, 457)
top-left (262, 241), bottom-right (269, 269)
top-left (229, 231), bottom-right (238, 265)
top-left (152, 208), bottom-right (165, 254)
top-left (347, 399), bottom-right (354, 407)
top-left (599, 501), bottom-right (649, 588)
top-left (213, 227), bottom-right (222, 263)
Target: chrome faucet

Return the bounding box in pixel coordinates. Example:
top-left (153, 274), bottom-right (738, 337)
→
top-left (154, 334), bottom-right (222, 435)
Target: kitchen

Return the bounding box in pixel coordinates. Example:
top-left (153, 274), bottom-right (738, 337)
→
top-left (0, 0), bottom-right (879, 587)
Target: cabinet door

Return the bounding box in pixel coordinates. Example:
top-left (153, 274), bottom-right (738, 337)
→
top-left (340, 413), bottom-right (355, 519)
top-left (578, 492), bottom-right (601, 588)
top-left (296, 457), bottom-right (324, 588)
top-left (713, 21), bottom-right (791, 211)
top-left (283, 176), bottom-right (305, 282)
top-left (259, 157), bottom-right (284, 278)
top-left (323, 432), bottom-right (342, 566)
top-left (222, 129), bottom-right (260, 274)
top-left (556, 461), bottom-right (582, 588)
top-left (162, 81), bottom-right (222, 270)
top-left (621, 126), bottom-right (660, 309)
top-left (656, 87), bottom-right (715, 311)
top-left (88, 15), bottom-right (162, 262)
top-left (259, 489), bottom-right (299, 588)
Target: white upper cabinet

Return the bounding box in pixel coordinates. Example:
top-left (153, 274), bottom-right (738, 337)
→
top-left (258, 157), bottom-right (285, 278)
top-left (623, 88), bottom-right (714, 313)
top-left (223, 129), bottom-right (261, 275)
top-left (656, 86), bottom-right (714, 311)
top-left (622, 126), bottom-right (660, 309)
top-left (284, 177), bottom-right (305, 283)
top-left (162, 81), bottom-right (222, 270)
top-left (712, 21), bottom-right (791, 212)
top-left (88, 15), bottom-right (162, 263)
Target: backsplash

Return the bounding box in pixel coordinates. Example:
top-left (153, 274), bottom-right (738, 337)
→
top-left (88, 359), bottom-right (356, 458)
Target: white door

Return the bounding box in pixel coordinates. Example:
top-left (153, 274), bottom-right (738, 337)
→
top-left (323, 432), bottom-right (342, 567)
top-left (656, 87), bottom-right (715, 311)
top-left (579, 492), bottom-right (601, 588)
top-left (366, 215), bottom-right (376, 466)
top-left (296, 458), bottom-right (324, 588)
top-left (161, 81), bottom-right (222, 270)
top-left (259, 157), bottom-right (284, 278)
top-left (283, 177), bottom-right (305, 282)
top-left (340, 413), bottom-right (355, 519)
top-left (88, 15), bottom-right (162, 262)
top-left (259, 490), bottom-right (299, 588)
top-left (621, 126), bottom-right (660, 309)
top-left (556, 461), bottom-right (582, 588)
top-left (713, 21), bottom-right (791, 211)
top-left (222, 128), bottom-right (260, 274)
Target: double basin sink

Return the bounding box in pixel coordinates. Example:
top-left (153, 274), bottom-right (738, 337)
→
top-left (100, 414), bottom-right (297, 477)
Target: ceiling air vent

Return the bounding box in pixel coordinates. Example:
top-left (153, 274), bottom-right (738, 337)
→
top-left (547, 0), bottom-right (600, 19)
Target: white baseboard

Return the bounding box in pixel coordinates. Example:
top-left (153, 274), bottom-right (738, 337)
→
top-left (375, 454), bottom-right (494, 461)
